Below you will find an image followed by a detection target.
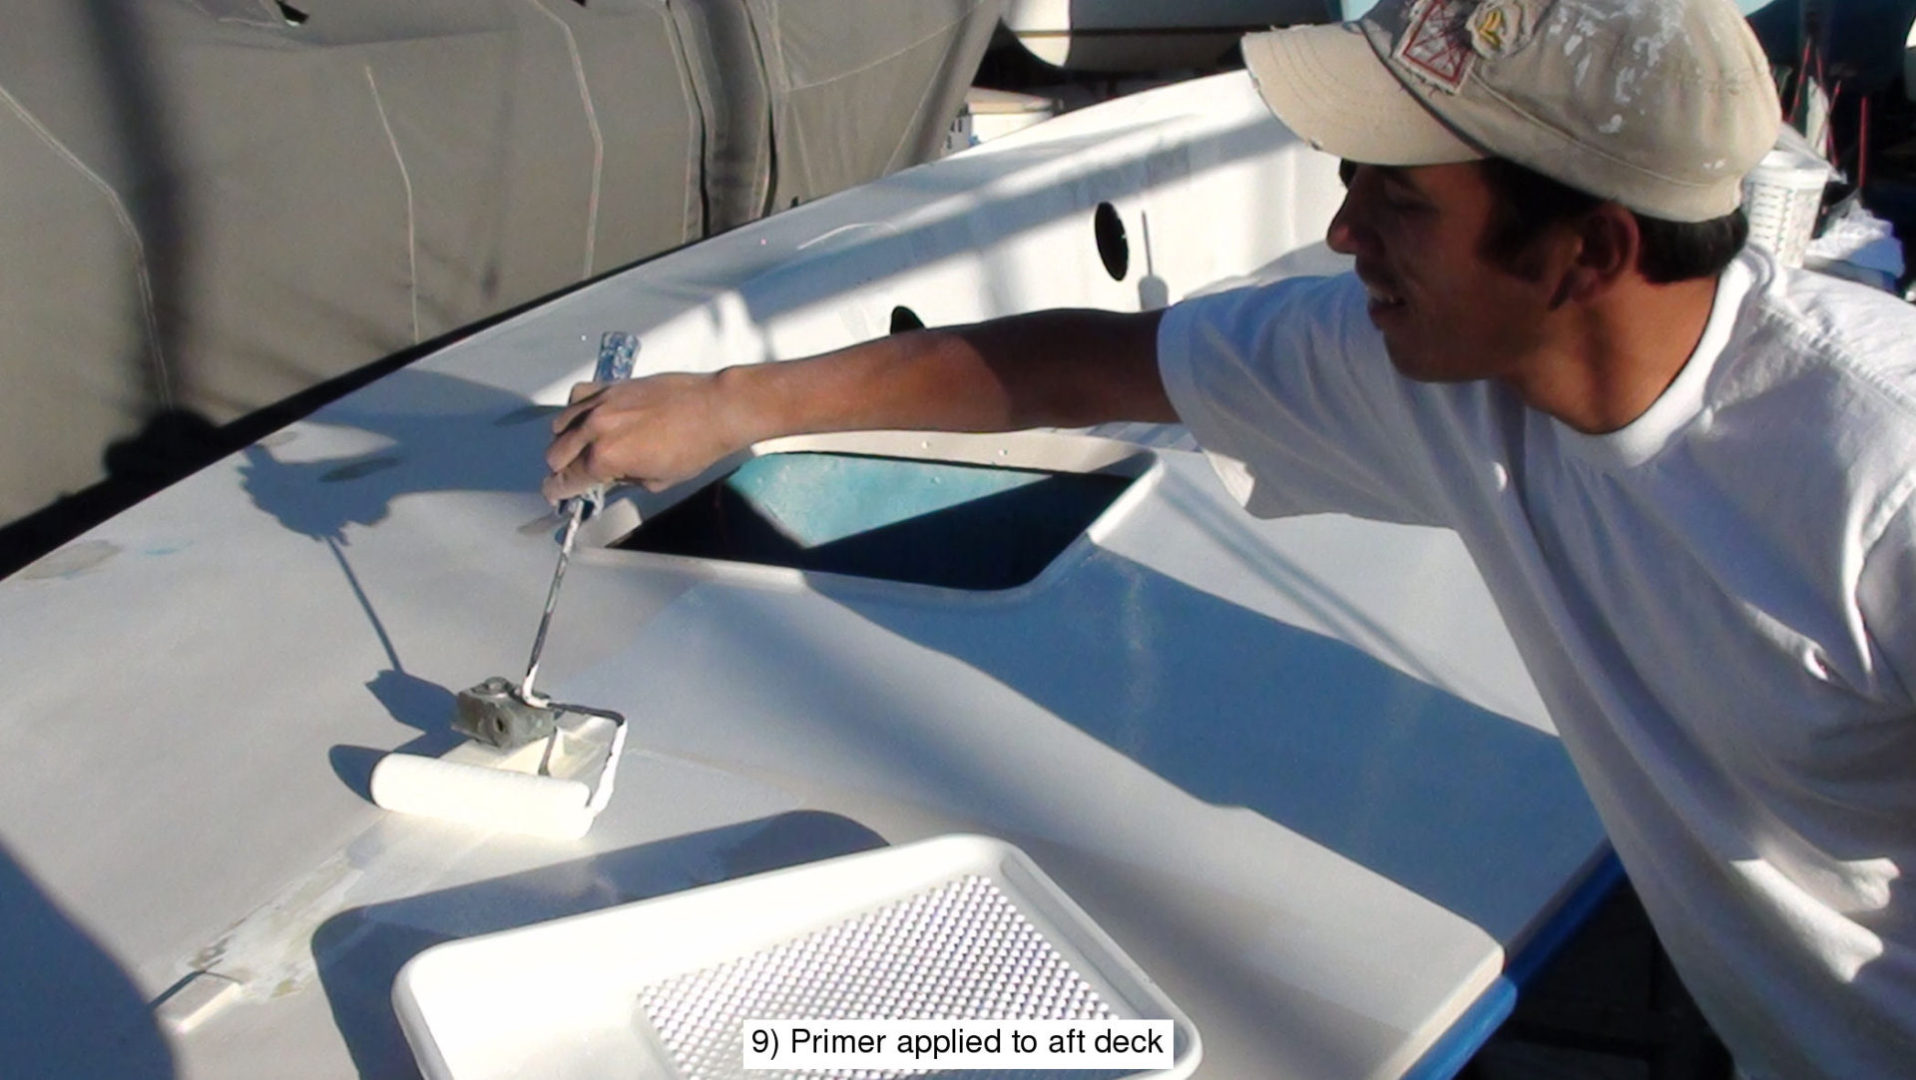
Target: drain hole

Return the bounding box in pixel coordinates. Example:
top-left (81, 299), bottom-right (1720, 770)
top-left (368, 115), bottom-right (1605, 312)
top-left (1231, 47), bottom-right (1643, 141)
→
top-left (1094, 202), bottom-right (1129, 281)
top-left (890, 305), bottom-right (926, 334)
top-left (276, 1), bottom-right (309, 23)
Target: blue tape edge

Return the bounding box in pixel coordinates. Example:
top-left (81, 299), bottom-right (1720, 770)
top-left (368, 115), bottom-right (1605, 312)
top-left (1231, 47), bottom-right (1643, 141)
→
top-left (1400, 850), bottom-right (1626, 1080)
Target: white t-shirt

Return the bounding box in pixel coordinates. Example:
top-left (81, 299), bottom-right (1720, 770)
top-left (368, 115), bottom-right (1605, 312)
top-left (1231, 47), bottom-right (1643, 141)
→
top-left (1158, 245), bottom-right (1916, 1080)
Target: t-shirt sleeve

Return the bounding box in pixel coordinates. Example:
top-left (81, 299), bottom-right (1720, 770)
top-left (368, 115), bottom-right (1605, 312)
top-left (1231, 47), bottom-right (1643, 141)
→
top-left (1859, 484), bottom-right (1916, 707)
top-left (1156, 273), bottom-right (1450, 526)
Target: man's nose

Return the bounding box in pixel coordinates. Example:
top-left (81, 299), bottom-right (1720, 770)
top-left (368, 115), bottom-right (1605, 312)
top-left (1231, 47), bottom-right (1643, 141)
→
top-left (1326, 192), bottom-right (1368, 257)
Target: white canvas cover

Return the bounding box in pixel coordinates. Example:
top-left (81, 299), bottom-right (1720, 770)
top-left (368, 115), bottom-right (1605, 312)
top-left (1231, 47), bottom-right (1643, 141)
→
top-left (0, 0), bottom-right (998, 532)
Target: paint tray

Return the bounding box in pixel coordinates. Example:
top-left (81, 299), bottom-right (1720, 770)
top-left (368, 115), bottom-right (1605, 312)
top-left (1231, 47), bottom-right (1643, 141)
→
top-left (392, 834), bottom-right (1201, 1080)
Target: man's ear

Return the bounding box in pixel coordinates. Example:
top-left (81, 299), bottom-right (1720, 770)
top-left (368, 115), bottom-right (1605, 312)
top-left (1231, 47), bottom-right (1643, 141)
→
top-left (1562, 203), bottom-right (1641, 302)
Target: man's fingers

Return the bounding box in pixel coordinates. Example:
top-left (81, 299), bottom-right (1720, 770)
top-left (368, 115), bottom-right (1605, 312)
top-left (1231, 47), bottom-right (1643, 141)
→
top-left (545, 420), bottom-right (595, 474)
top-left (552, 382), bottom-right (606, 433)
top-left (541, 464), bottom-right (594, 505)
top-left (543, 440), bottom-right (610, 503)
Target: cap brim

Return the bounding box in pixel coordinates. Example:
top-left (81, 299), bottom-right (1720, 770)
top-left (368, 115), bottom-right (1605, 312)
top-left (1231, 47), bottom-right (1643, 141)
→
top-left (1242, 24), bottom-right (1483, 166)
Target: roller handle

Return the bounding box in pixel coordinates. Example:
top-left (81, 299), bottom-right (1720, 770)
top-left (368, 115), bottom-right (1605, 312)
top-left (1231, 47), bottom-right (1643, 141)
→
top-left (562, 331), bottom-right (640, 519)
top-left (524, 332), bottom-right (641, 696)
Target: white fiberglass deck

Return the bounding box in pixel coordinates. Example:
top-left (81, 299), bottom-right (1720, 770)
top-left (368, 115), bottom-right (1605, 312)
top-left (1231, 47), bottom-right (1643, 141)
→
top-left (0, 73), bottom-right (1606, 1079)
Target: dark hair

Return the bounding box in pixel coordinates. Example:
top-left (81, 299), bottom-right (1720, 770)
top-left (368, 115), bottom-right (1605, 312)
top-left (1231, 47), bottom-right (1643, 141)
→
top-left (1477, 158), bottom-right (1747, 284)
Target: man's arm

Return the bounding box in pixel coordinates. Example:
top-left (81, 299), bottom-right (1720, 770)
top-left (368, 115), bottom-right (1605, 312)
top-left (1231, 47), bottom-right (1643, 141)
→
top-left (543, 308), bottom-right (1169, 501)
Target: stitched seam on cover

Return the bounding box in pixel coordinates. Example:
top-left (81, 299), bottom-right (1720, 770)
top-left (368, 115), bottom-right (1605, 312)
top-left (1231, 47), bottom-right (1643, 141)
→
top-left (0, 76), bottom-right (173, 406)
top-left (525, 0), bottom-right (603, 276)
top-left (364, 64), bottom-right (419, 343)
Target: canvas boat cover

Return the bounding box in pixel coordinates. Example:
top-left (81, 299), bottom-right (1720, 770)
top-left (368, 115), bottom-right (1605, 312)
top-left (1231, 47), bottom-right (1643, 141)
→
top-left (0, 0), bottom-right (999, 528)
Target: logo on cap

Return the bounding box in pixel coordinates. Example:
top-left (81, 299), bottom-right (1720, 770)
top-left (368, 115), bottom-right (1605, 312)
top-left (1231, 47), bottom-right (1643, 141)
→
top-left (1468, 0), bottom-right (1532, 58)
top-left (1393, 0), bottom-right (1480, 92)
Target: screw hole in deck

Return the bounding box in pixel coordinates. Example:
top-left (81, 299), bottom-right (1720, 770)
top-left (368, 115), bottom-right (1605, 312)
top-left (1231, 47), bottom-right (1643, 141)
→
top-left (889, 306), bottom-right (926, 334)
top-left (1094, 202), bottom-right (1129, 281)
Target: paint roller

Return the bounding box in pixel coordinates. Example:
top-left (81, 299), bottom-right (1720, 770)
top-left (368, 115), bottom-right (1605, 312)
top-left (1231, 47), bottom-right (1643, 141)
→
top-left (371, 332), bottom-right (639, 839)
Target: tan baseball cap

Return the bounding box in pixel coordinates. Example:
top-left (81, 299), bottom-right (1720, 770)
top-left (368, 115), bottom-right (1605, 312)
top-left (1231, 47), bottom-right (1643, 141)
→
top-left (1242, 0), bottom-right (1781, 222)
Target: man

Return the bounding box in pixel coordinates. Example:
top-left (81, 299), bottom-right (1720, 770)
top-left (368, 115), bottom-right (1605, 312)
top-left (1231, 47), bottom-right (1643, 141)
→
top-left (544, 0), bottom-right (1915, 1075)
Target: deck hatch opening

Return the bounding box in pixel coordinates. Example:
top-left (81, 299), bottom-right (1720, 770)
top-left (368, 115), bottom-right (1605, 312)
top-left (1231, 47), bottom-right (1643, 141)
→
top-left (613, 451), bottom-right (1135, 590)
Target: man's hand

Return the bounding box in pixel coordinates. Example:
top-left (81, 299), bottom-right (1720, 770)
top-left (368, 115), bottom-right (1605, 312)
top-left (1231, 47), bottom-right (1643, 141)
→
top-left (542, 372), bottom-right (746, 503)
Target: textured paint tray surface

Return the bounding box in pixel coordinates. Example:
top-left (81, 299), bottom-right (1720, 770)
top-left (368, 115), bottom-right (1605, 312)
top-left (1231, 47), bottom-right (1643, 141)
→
top-left (640, 874), bottom-right (1118, 1079)
top-left (393, 835), bottom-right (1199, 1080)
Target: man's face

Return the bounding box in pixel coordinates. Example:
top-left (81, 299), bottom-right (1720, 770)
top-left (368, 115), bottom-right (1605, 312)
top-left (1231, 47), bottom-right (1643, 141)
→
top-left (1327, 160), bottom-right (1561, 384)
